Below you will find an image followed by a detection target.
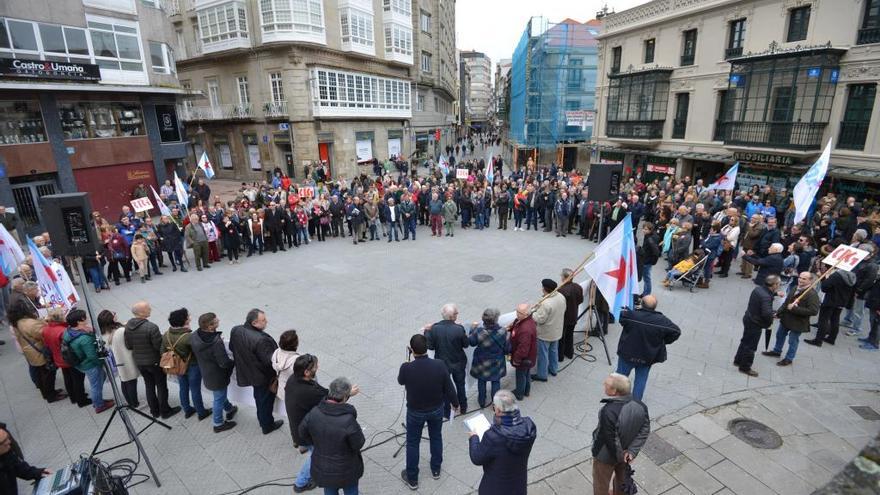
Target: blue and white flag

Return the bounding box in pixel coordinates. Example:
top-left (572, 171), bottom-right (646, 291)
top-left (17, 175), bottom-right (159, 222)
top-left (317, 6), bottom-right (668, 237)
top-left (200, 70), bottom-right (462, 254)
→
top-left (792, 140), bottom-right (831, 224)
top-left (197, 151), bottom-right (215, 179)
top-left (438, 154), bottom-right (450, 176)
top-left (28, 237), bottom-right (78, 310)
top-left (707, 162), bottom-right (739, 191)
top-left (151, 185), bottom-right (172, 217)
top-left (486, 154), bottom-right (494, 185)
top-left (174, 172), bottom-right (190, 210)
top-left (0, 224), bottom-right (24, 276)
top-left (583, 213), bottom-right (639, 320)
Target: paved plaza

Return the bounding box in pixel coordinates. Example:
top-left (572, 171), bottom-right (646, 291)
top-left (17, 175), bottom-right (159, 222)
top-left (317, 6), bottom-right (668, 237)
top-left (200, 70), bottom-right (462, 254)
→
top-left (3, 214), bottom-right (879, 494)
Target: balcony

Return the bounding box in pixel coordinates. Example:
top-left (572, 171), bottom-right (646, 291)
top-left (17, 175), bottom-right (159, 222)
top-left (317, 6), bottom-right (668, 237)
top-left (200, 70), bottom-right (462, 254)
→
top-left (606, 120), bottom-right (664, 140)
top-left (179, 104), bottom-right (255, 122)
top-left (263, 101), bottom-right (289, 120)
top-left (837, 121), bottom-right (870, 150)
top-left (721, 122), bottom-right (827, 151)
top-left (724, 46), bottom-right (743, 60)
top-left (161, 0), bottom-right (181, 16)
top-left (857, 27), bottom-right (880, 45)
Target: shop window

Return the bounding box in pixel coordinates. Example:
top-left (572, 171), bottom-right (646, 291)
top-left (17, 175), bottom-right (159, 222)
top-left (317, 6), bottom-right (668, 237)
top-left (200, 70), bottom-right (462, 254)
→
top-left (0, 101), bottom-right (47, 145)
top-left (57, 101), bottom-right (145, 140)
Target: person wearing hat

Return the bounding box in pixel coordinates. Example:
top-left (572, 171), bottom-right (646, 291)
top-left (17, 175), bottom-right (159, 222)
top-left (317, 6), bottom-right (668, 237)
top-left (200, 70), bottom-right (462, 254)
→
top-left (531, 279), bottom-right (566, 382)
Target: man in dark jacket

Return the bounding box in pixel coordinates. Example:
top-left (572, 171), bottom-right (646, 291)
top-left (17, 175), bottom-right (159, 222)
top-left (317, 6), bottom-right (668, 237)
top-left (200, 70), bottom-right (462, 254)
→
top-left (328, 195), bottom-right (345, 237)
top-left (285, 354), bottom-right (330, 493)
top-left (124, 301), bottom-right (180, 419)
top-left (844, 246), bottom-right (878, 337)
top-left (558, 269), bottom-right (584, 362)
top-left (591, 373), bottom-right (650, 495)
top-left (762, 272), bottom-right (820, 366)
top-left (806, 267), bottom-right (857, 347)
top-left (399, 334), bottom-right (459, 490)
top-left (157, 215), bottom-right (187, 272)
top-left (742, 242), bottom-right (785, 286)
top-left (0, 424), bottom-right (47, 495)
top-left (468, 390), bottom-right (536, 495)
top-left (861, 270), bottom-right (880, 350)
top-left (423, 303), bottom-right (469, 415)
top-left (263, 203), bottom-right (287, 253)
top-left (298, 377), bottom-right (364, 494)
top-left (615, 296), bottom-right (681, 400)
top-left (640, 222), bottom-right (661, 296)
top-left (754, 216), bottom-right (781, 257)
top-left (735, 275), bottom-right (781, 376)
top-left (230, 309), bottom-right (283, 434)
top-left (190, 312), bottom-right (238, 433)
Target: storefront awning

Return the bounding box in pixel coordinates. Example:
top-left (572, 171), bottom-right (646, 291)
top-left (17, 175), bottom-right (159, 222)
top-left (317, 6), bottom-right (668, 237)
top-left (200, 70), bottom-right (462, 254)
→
top-left (828, 165), bottom-right (880, 182)
top-left (595, 145), bottom-right (736, 164)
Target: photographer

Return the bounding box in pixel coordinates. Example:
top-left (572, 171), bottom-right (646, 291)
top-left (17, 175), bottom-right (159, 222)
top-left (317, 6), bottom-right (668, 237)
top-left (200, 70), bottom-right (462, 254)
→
top-left (398, 334), bottom-right (459, 491)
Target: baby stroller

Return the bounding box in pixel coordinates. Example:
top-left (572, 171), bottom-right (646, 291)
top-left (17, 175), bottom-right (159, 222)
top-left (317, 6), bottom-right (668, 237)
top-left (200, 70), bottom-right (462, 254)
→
top-left (672, 255), bottom-right (709, 292)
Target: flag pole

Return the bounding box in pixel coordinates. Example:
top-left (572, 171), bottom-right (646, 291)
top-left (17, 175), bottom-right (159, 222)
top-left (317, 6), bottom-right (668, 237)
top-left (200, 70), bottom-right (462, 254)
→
top-left (531, 250), bottom-right (597, 311)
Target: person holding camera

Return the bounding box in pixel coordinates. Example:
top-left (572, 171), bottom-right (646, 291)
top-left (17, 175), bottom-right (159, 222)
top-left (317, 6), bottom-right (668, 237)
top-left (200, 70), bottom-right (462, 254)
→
top-left (398, 334), bottom-right (459, 491)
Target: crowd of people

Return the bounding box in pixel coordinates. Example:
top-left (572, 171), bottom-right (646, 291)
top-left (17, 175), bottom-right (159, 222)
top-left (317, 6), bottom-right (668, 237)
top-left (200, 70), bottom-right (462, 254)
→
top-left (3, 139), bottom-right (880, 493)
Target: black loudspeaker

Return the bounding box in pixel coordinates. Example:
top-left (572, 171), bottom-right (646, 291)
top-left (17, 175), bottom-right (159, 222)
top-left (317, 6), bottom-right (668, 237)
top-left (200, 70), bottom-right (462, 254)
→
top-left (39, 193), bottom-right (100, 258)
top-left (587, 164), bottom-right (624, 202)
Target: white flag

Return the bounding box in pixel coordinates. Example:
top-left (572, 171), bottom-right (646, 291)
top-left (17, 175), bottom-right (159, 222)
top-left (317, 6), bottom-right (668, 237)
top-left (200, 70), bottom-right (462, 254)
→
top-left (706, 163), bottom-right (739, 191)
top-left (792, 140), bottom-right (832, 224)
top-left (151, 185), bottom-right (172, 217)
top-left (174, 172), bottom-right (190, 210)
top-left (0, 224), bottom-right (25, 276)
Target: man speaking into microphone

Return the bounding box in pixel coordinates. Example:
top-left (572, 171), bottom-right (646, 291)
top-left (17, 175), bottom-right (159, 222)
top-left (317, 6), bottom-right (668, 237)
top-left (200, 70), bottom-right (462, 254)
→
top-left (398, 334), bottom-right (459, 491)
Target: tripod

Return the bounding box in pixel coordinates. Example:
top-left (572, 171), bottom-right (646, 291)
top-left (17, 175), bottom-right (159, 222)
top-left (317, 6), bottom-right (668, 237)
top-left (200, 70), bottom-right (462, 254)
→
top-left (72, 255), bottom-right (170, 487)
top-left (579, 283), bottom-right (613, 366)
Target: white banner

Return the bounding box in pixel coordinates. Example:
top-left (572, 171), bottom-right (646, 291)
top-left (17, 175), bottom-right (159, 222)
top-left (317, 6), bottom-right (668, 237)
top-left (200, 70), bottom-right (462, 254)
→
top-left (456, 168), bottom-right (469, 179)
top-left (387, 138), bottom-right (401, 159)
top-left (130, 197), bottom-right (154, 213)
top-left (822, 244), bottom-right (870, 272)
top-left (356, 139), bottom-right (373, 163)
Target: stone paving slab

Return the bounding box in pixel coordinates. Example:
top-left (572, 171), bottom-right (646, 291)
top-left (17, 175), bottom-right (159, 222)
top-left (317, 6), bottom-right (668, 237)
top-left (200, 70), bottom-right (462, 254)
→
top-left (3, 218), bottom-right (879, 494)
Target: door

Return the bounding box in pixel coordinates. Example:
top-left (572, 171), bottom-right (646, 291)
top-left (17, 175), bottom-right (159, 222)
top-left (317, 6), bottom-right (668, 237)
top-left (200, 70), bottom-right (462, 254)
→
top-left (12, 179), bottom-right (57, 236)
top-left (285, 152), bottom-right (294, 178)
top-left (562, 147), bottom-right (578, 172)
top-left (318, 142), bottom-right (332, 178)
top-left (770, 87), bottom-right (794, 145)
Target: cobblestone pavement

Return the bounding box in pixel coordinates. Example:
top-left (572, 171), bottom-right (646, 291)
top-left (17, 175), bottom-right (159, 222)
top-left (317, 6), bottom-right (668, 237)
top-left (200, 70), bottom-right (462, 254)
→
top-left (3, 193), bottom-right (879, 494)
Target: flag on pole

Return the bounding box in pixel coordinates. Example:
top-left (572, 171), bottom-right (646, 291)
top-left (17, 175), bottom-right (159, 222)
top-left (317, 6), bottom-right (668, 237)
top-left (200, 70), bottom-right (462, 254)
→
top-left (583, 213), bottom-right (639, 320)
top-left (0, 224), bottom-right (25, 276)
top-left (438, 155), bottom-right (450, 176)
top-left (706, 162), bottom-right (739, 191)
top-left (151, 185), bottom-right (172, 217)
top-left (27, 237), bottom-right (78, 310)
top-left (197, 151), bottom-right (215, 179)
top-left (793, 140), bottom-right (832, 224)
top-left (174, 172), bottom-right (190, 209)
top-left (486, 154), bottom-right (494, 185)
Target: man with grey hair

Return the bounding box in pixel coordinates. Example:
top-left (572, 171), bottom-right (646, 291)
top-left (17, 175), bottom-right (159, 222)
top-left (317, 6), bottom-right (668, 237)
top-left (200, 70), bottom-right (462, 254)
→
top-left (468, 390), bottom-right (537, 494)
top-left (299, 376), bottom-right (365, 495)
top-left (423, 303), bottom-right (469, 415)
top-left (763, 271), bottom-right (820, 366)
top-left (742, 242), bottom-right (785, 287)
top-left (591, 373), bottom-right (650, 495)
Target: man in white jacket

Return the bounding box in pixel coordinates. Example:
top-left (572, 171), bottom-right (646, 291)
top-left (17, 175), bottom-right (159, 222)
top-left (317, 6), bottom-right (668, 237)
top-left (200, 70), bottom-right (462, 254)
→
top-left (531, 279), bottom-right (567, 382)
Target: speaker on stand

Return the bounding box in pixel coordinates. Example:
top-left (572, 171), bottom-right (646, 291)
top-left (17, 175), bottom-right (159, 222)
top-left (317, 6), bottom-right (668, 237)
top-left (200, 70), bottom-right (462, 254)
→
top-left (586, 164), bottom-right (624, 242)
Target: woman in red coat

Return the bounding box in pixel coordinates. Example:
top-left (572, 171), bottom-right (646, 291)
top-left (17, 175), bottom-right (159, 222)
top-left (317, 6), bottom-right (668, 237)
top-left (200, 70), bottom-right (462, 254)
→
top-left (508, 304), bottom-right (537, 401)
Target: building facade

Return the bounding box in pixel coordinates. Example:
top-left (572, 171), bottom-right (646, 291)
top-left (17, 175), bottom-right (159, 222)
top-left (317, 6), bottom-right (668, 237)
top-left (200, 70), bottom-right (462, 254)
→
top-left (492, 57), bottom-right (511, 127)
top-left (457, 51), bottom-right (470, 134)
top-left (459, 50), bottom-right (491, 131)
top-left (0, 0), bottom-right (188, 234)
top-left (173, 0), bottom-right (455, 183)
top-left (508, 17), bottom-right (600, 170)
top-left (594, 0), bottom-right (880, 193)
top-left (411, 0), bottom-right (456, 160)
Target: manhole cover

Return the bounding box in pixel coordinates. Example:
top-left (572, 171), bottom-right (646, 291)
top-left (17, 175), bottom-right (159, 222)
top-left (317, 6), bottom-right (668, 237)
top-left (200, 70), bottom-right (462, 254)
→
top-left (728, 418), bottom-right (783, 449)
top-left (472, 274), bottom-right (494, 283)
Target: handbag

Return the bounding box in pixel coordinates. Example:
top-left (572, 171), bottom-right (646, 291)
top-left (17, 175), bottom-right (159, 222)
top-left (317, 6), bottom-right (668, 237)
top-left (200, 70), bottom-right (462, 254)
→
top-left (16, 328), bottom-right (56, 372)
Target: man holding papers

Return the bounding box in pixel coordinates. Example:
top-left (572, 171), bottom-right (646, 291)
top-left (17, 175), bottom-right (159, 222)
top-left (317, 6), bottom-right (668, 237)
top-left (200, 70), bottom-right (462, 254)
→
top-left (467, 390), bottom-right (537, 495)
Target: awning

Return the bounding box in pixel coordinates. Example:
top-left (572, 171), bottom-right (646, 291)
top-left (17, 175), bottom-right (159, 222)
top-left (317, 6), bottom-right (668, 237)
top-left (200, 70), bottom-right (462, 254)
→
top-left (828, 165), bottom-right (880, 182)
top-left (596, 145), bottom-right (736, 164)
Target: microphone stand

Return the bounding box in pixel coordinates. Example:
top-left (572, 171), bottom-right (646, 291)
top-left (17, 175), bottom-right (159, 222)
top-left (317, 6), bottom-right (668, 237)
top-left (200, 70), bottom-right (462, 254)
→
top-left (71, 242), bottom-right (170, 487)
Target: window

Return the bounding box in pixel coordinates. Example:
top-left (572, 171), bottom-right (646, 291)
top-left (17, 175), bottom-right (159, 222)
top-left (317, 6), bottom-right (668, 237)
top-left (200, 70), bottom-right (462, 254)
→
top-left (175, 29), bottom-right (187, 59)
top-left (858, 0), bottom-right (880, 44)
top-left (681, 29), bottom-right (697, 66)
top-left (340, 8), bottom-right (373, 48)
top-left (270, 72), bottom-right (285, 103)
top-left (57, 101), bottom-right (144, 139)
top-left (384, 23), bottom-right (412, 56)
top-left (838, 84), bottom-right (876, 150)
top-left (8, 19), bottom-right (38, 53)
top-left (207, 80), bottom-right (220, 107)
top-left (82, 0), bottom-right (136, 14)
top-left (421, 51), bottom-right (432, 73)
top-left (0, 101), bottom-right (47, 145)
top-left (725, 19), bottom-right (746, 59)
top-left (605, 69), bottom-right (672, 139)
top-left (713, 90), bottom-right (729, 141)
top-left (416, 93), bottom-right (424, 111)
top-left (311, 67), bottom-right (411, 117)
top-left (383, 0), bottom-right (411, 17)
top-left (787, 6), bottom-right (810, 42)
top-left (611, 46), bottom-right (621, 74)
top-left (644, 39), bottom-right (655, 64)
top-left (420, 11), bottom-right (431, 33)
top-left (88, 18), bottom-right (144, 72)
top-left (236, 76), bottom-right (250, 106)
top-left (141, 0), bottom-right (160, 8)
top-left (149, 42), bottom-right (174, 73)
top-left (0, 20), bottom-right (92, 63)
top-left (197, 2), bottom-right (249, 45)
top-left (672, 93), bottom-right (690, 138)
top-left (261, 0), bottom-right (325, 37)
top-left (567, 58), bottom-right (583, 90)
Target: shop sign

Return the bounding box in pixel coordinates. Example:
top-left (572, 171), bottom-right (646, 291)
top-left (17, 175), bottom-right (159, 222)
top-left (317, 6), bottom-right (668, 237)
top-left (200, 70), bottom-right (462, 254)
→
top-left (155, 105), bottom-right (181, 143)
top-left (126, 169), bottom-right (151, 181)
top-left (0, 57), bottom-right (101, 81)
top-left (733, 151), bottom-right (794, 167)
top-left (598, 151), bottom-right (624, 165)
top-left (647, 164), bottom-right (675, 174)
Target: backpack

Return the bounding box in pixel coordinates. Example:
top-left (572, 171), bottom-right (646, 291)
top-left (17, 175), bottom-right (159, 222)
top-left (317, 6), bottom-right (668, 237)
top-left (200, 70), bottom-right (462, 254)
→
top-left (160, 333), bottom-right (190, 376)
top-left (61, 331), bottom-right (83, 367)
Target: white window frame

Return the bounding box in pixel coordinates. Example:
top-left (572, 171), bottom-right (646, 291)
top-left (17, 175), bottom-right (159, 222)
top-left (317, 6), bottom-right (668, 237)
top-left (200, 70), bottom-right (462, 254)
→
top-left (420, 11), bottom-right (431, 33)
top-left (339, 7), bottom-right (374, 55)
top-left (140, 0), bottom-right (161, 8)
top-left (0, 18), bottom-right (94, 64)
top-left (207, 79), bottom-right (221, 107)
top-left (196, 1), bottom-right (250, 54)
top-left (149, 41), bottom-right (175, 74)
top-left (384, 22), bottom-right (412, 64)
top-left (270, 72), bottom-right (285, 103)
top-left (421, 51), bottom-right (432, 73)
top-left (383, 0), bottom-right (411, 17)
top-left (175, 29), bottom-right (187, 59)
top-left (260, 0), bottom-right (326, 45)
top-left (311, 67), bottom-right (411, 119)
top-left (416, 93), bottom-right (425, 112)
top-left (83, 0), bottom-right (137, 15)
top-left (236, 76), bottom-right (250, 106)
top-left (86, 14), bottom-right (148, 85)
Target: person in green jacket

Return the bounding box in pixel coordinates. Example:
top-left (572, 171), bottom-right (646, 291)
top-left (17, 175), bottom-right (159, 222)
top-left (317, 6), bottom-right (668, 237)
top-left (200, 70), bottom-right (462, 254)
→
top-left (442, 194), bottom-right (459, 237)
top-left (64, 309), bottom-right (114, 413)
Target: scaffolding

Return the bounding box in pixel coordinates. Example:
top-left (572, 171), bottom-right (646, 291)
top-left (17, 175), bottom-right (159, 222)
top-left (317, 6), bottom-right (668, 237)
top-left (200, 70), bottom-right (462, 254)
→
top-left (509, 17), bottom-right (600, 162)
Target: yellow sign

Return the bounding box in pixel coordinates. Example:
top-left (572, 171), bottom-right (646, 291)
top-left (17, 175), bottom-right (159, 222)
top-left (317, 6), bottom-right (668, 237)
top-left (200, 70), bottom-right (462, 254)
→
top-left (127, 169), bottom-right (151, 181)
